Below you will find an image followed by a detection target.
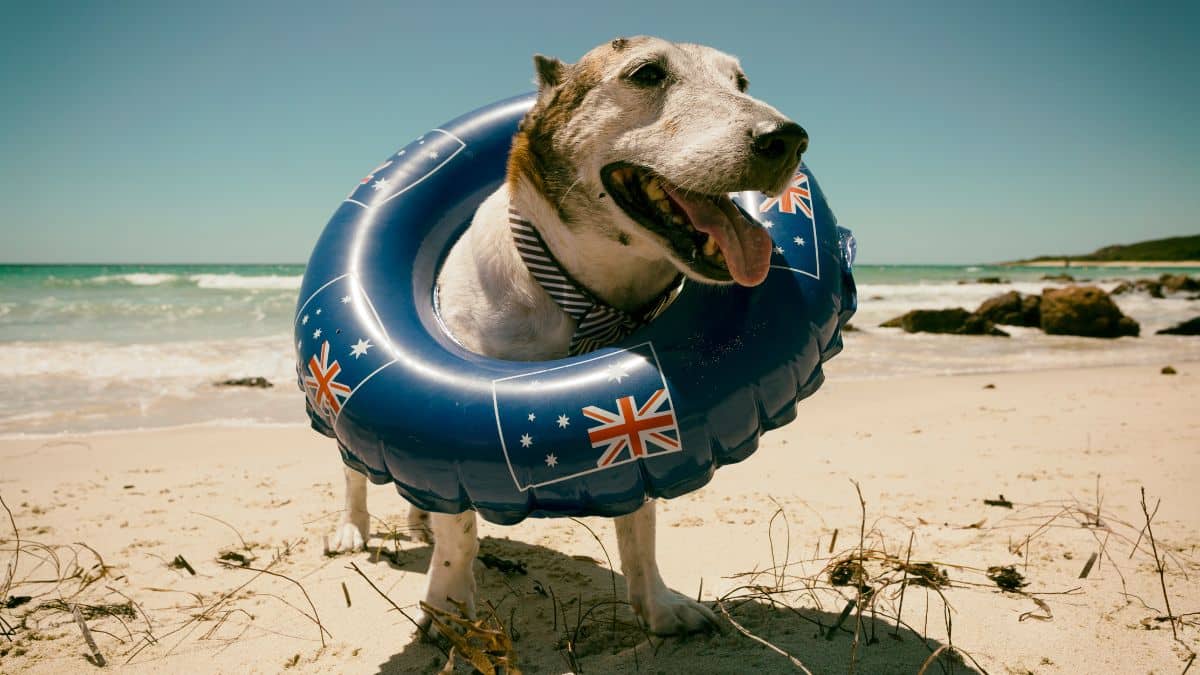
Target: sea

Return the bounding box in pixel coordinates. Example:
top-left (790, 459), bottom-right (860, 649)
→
top-left (1, 263), bottom-right (1197, 437)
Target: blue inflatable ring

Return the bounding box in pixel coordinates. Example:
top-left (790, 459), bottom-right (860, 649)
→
top-left (295, 93), bottom-right (857, 525)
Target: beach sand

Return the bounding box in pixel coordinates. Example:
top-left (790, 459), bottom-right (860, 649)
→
top-left (2, 363), bottom-right (1198, 673)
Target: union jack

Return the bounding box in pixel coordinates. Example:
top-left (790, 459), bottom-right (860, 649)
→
top-left (582, 388), bottom-right (680, 468)
top-left (303, 340), bottom-right (351, 416)
top-left (759, 172), bottom-right (813, 219)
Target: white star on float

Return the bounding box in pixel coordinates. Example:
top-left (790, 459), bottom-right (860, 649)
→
top-left (527, 412), bottom-right (536, 422)
top-left (372, 178), bottom-right (389, 191)
top-left (350, 338), bottom-right (373, 359)
top-left (793, 236), bottom-right (806, 246)
top-left (605, 363), bottom-right (630, 383)
top-left (297, 340), bottom-right (302, 351)
top-left (761, 220), bottom-right (774, 229)
top-left (557, 414), bottom-right (570, 428)
top-left (316, 308), bottom-right (323, 315)
top-left (427, 151), bottom-right (438, 160)
top-left (313, 328), bottom-right (322, 339)
top-left (520, 433), bottom-right (533, 448)
top-left (545, 454), bottom-right (558, 468)
top-left (301, 314), bottom-right (309, 325)
top-left (340, 295), bottom-right (352, 304)
top-left (774, 245), bottom-right (785, 255)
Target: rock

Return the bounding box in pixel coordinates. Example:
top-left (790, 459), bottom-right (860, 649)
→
top-left (1161, 366), bottom-right (1177, 375)
top-left (1041, 273), bottom-right (1075, 282)
top-left (879, 308), bottom-right (1008, 336)
top-left (1159, 274), bottom-right (1200, 293)
top-left (1156, 317), bottom-right (1200, 335)
top-left (1111, 279), bottom-right (1164, 298)
top-left (974, 291), bottom-right (1041, 327)
top-left (216, 377), bottom-right (274, 388)
top-left (842, 323), bottom-right (860, 332)
top-left (1039, 286), bottom-right (1140, 338)
top-left (957, 276), bottom-right (1009, 285)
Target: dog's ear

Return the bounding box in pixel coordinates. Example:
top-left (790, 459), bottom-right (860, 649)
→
top-left (533, 54), bottom-right (565, 91)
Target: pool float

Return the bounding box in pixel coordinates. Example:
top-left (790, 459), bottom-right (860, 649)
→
top-left (295, 93), bottom-right (857, 525)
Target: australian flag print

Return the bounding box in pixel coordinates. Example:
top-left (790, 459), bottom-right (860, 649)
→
top-left (493, 342), bottom-right (681, 491)
top-left (755, 164), bottom-right (821, 281)
top-left (345, 129), bottom-right (467, 209)
top-left (295, 274), bottom-right (395, 430)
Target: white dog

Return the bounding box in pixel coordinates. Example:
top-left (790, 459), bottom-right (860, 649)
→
top-left (329, 35), bottom-right (806, 636)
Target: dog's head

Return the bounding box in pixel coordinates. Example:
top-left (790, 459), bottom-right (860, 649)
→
top-left (509, 36), bottom-right (806, 287)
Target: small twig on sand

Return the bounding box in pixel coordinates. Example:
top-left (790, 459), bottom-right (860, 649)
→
top-left (1140, 488), bottom-right (1176, 640)
top-left (1078, 552), bottom-right (1098, 579)
top-left (1, 493), bottom-right (20, 603)
top-left (170, 555), bottom-right (196, 576)
top-left (892, 531), bottom-right (915, 638)
top-left (716, 597), bottom-right (813, 674)
top-left (216, 560), bottom-right (329, 647)
top-left (341, 581), bottom-right (351, 608)
top-left (848, 479), bottom-right (868, 675)
top-left (72, 603), bottom-right (106, 667)
top-left (191, 512), bottom-right (252, 552)
top-left (346, 562), bottom-right (447, 658)
top-left (916, 644), bottom-right (950, 675)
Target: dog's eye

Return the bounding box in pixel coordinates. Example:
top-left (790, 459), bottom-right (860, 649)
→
top-left (628, 62), bottom-right (667, 87)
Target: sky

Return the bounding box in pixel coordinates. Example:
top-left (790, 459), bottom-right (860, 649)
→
top-left (2, 1), bottom-right (1197, 265)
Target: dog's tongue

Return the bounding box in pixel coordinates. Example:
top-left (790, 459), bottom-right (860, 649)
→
top-left (664, 186), bottom-right (773, 286)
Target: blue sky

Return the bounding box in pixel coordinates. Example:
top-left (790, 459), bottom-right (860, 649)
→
top-left (2, 1), bottom-right (1196, 264)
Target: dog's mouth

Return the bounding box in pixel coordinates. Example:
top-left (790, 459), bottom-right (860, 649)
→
top-left (601, 163), bottom-right (773, 287)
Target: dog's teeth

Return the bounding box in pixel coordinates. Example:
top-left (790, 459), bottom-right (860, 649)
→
top-left (645, 179), bottom-right (665, 200)
top-left (702, 235), bottom-right (719, 257)
top-left (671, 215), bottom-right (684, 225)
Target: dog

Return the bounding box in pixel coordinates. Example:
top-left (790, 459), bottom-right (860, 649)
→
top-left (328, 35), bottom-right (806, 636)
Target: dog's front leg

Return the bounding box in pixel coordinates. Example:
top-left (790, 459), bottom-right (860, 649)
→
top-left (418, 510), bottom-right (479, 632)
top-left (616, 500), bottom-right (719, 634)
top-left (328, 465), bottom-right (369, 552)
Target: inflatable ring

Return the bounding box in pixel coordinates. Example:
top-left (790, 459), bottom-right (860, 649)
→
top-left (295, 93), bottom-right (857, 525)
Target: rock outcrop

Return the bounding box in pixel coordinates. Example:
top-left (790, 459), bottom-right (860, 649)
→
top-left (973, 291), bottom-right (1041, 327)
top-left (880, 308), bottom-right (1008, 336)
top-left (1040, 286), bottom-right (1139, 338)
top-left (1156, 317), bottom-right (1200, 335)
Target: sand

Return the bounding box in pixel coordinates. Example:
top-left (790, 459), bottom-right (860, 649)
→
top-left (2, 363), bottom-right (1198, 674)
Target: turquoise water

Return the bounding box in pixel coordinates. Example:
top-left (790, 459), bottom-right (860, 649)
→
top-left (1, 263), bottom-right (1196, 436)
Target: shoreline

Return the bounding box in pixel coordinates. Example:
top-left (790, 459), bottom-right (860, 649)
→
top-left (1000, 259), bottom-right (1200, 268)
top-left (2, 362), bottom-right (1198, 673)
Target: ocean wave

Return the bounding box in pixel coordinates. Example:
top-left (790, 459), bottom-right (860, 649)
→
top-left (188, 273), bottom-right (302, 290)
top-left (0, 335), bottom-right (298, 380)
top-left (44, 272), bottom-right (302, 291)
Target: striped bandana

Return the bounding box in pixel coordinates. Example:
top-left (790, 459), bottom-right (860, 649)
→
top-left (508, 207), bottom-right (681, 355)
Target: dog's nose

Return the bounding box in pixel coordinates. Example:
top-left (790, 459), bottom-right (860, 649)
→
top-left (750, 120), bottom-right (808, 162)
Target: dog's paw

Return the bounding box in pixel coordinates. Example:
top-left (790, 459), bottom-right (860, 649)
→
top-left (636, 589), bottom-right (719, 636)
top-left (327, 513), bottom-right (369, 553)
top-left (407, 507), bottom-right (433, 543)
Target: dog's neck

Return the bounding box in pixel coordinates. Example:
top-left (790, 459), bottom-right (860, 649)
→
top-left (508, 178), bottom-right (680, 314)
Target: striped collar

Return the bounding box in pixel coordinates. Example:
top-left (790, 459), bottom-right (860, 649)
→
top-left (508, 207), bottom-right (682, 356)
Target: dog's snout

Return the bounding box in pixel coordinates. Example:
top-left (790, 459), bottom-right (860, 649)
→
top-left (750, 120), bottom-right (808, 162)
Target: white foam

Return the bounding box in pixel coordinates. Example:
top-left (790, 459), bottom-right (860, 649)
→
top-left (0, 335), bottom-right (297, 379)
top-left (89, 273), bottom-right (181, 286)
top-left (189, 274), bottom-right (302, 290)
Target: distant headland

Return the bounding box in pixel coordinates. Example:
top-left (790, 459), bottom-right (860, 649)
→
top-left (1003, 234), bottom-right (1200, 267)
